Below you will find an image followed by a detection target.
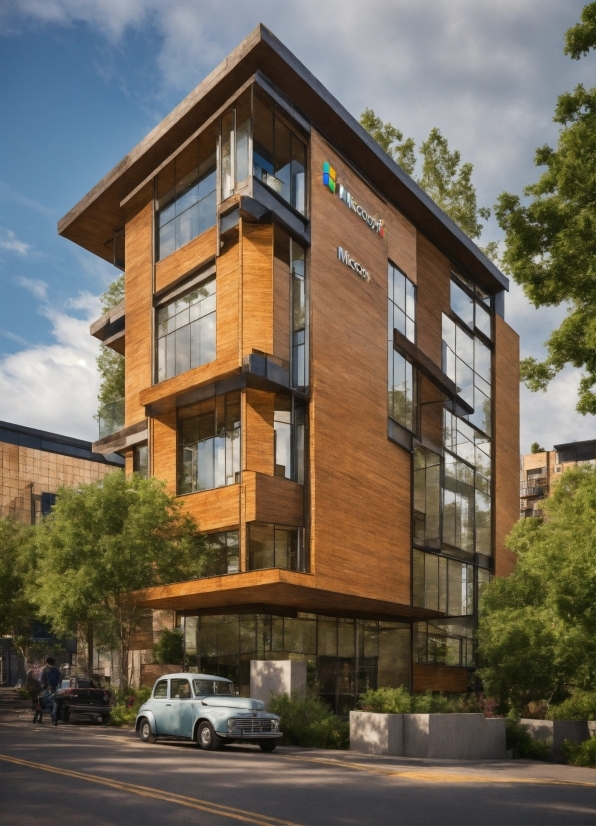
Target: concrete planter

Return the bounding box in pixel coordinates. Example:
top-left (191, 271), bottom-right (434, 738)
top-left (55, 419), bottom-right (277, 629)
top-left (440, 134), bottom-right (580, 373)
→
top-left (250, 660), bottom-right (307, 706)
top-left (350, 711), bottom-right (507, 760)
top-left (520, 718), bottom-right (592, 763)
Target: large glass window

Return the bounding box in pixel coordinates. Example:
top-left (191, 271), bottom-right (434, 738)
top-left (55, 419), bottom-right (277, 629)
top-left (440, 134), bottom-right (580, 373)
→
top-left (178, 393), bottom-right (240, 494)
top-left (450, 272), bottom-right (493, 341)
top-left (387, 351), bottom-right (415, 431)
top-left (274, 395), bottom-right (306, 484)
top-left (413, 446), bottom-right (441, 549)
top-left (248, 523), bottom-right (306, 572)
top-left (443, 454), bottom-right (475, 555)
top-left (442, 313), bottom-right (491, 434)
top-left (157, 129), bottom-right (217, 261)
top-left (388, 262), bottom-right (416, 342)
top-left (291, 241), bottom-right (308, 390)
top-left (157, 277), bottom-right (216, 383)
top-left (413, 550), bottom-right (474, 616)
top-left (200, 530), bottom-right (239, 577)
top-left (414, 618), bottom-right (474, 667)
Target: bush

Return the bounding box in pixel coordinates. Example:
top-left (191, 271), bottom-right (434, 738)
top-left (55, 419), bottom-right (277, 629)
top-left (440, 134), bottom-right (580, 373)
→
top-left (359, 686), bottom-right (412, 714)
top-left (109, 685), bottom-right (151, 727)
top-left (548, 691), bottom-right (596, 721)
top-left (505, 717), bottom-right (551, 760)
top-left (153, 628), bottom-right (183, 665)
top-left (563, 737), bottom-right (596, 768)
top-left (267, 692), bottom-right (349, 749)
top-left (358, 687), bottom-right (490, 715)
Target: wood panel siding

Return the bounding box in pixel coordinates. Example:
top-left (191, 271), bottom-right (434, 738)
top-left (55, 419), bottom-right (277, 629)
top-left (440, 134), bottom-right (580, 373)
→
top-left (494, 315), bottom-right (520, 578)
top-left (125, 202), bottom-right (153, 426)
top-left (412, 663), bottom-right (469, 693)
top-left (179, 484), bottom-right (241, 533)
top-left (385, 204), bottom-right (417, 285)
top-left (244, 471), bottom-right (304, 526)
top-left (152, 412), bottom-right (177, 495)
top-left (415, 234), bottom-right (450, 365)
top-left (154, 226), bottom-right (217, 295)
top-left (308, 131), bottom-right (411, 603)
top-left (242, 222), bottom-right (274, 358)
top-left (245, 389), bottom-right (274, 476)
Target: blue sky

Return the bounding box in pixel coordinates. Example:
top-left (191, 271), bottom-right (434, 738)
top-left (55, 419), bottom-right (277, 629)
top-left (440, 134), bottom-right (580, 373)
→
top-left (0, 0), bottom-right (594, 451)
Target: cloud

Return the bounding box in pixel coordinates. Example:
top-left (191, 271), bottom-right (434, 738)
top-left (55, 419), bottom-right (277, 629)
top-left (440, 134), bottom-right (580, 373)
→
top-left (0, 228), bottom-right (32, 256)
top-left (0, 182), bottom-right (57, 218)
top-left (15, 276), bottom-right (48, 301)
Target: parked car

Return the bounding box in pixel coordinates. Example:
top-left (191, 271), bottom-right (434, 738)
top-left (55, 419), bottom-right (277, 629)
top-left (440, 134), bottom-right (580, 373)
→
top-left (136, 673), bottom-right (282, 752)
top-left (55, 678), bottom-right (112, 725)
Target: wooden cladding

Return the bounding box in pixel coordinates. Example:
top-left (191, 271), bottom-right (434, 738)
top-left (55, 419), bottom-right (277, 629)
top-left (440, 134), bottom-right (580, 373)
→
top-left (412, 663), bottom-right (469, 693)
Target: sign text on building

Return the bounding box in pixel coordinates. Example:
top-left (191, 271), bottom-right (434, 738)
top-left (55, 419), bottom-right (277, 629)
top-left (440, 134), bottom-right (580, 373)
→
top-left (323, 162), bottom-right (385, 238)
top-left (337, 247), bottom-right (370, 281)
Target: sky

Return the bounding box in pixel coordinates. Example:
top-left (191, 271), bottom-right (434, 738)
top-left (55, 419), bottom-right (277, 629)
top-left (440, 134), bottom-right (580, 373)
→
top-left (0, 0), bottom-right (594, 453)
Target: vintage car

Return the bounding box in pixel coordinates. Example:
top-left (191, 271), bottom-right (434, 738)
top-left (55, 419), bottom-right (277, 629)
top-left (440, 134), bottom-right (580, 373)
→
top-left (55, 678), bottom-right (112, 724)
top-left (135, 673), bottom-right (282, 752)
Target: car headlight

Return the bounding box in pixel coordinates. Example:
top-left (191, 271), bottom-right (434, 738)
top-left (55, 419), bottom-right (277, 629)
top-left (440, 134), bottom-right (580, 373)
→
top-left (227, 719), bottom-right (234, 732)
top-left (271, 719), bottom-right (279, 731)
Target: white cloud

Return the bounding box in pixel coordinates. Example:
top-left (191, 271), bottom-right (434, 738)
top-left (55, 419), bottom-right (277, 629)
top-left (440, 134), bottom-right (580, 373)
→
top-left (0, 228), bottom-right (32, 256)
top-left (15, 276), bottom-right (48, 301)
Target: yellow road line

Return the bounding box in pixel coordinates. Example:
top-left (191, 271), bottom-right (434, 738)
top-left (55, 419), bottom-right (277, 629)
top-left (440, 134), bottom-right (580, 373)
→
top-left (0, 753), bottom-right (302, 826)
top-left (279, 754), bottom-right (596, 788)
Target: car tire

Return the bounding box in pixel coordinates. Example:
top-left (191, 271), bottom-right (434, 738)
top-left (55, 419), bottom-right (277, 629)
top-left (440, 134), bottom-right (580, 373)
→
top-left (138, 718), bottom-right (156, 743)
top-left (259, 740), bottom-right (277, 753)
top-left (196, 721), bottom-right (221, 751)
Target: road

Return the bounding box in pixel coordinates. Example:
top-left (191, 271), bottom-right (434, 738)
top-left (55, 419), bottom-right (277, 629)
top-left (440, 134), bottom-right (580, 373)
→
top-left (0, 719), bottom-right (594, 825)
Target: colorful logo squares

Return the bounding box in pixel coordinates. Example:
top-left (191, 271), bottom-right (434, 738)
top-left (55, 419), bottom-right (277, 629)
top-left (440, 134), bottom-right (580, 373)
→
top-left (322, 162), bottom-right (336, 193)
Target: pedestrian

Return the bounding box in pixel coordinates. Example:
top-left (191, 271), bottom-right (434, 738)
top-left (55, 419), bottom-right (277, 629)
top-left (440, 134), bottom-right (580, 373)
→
top-left (24, 668), bottom-right (41, 719)
top-left (38, 657), bottom-right (61, 726)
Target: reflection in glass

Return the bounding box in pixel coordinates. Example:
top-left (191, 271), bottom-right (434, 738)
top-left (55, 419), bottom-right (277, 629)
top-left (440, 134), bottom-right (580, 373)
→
top-left (248, 523), bottom-right (305, 572)
top-left (413, 446), bottom-right (441, 549)
top-left (157, 278), bottom-right (216, 382)
top-left (388, 350), bottom-right (415, 431)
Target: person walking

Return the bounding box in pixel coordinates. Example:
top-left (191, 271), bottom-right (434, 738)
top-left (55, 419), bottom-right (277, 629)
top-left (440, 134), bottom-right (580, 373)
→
top-left (38, 657), bottom-right (61, 726)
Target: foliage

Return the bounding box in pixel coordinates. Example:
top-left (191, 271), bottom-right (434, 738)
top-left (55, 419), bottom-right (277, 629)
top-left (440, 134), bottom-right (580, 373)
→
top-left (477, 466), bottom-right (596, 711)
top-left (110, 685), bottom-right (152, 727)
top-left (96, 274), bottom-right (125, 418)
top-left (153, 628), bottom-right (184, 665)
top-left (359, 686), bottom-right (412, 714)
top-left (358, 687), bottom-right (494, 715)
top-left (495, 3), bottom-right (596, 414)
top-left (100, 274), bottom-right (125, 314)
top-left (360, 111), bottom-right (490, 240)
top-left (505, 717), bottom-right (552, 761)
top-left (563, 737), bottom-right (596, 767)
top-left (28, 471), bottom-right (204, 688)
top-left (267, 692), bottom-right (349, 749)
top-left (547, 691), bottom-right (596, 721)
top-left (530, 442), bottom-right (545, 454)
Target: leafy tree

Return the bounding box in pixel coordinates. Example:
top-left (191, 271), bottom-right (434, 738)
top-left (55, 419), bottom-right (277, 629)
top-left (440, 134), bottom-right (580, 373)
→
top-left (0, 518), bottom-right (39, 673)
top-left (477, 466), bottom-right (596, 711)
top-left (360, 112), bottom-right (490, 240)
top-left (96, 274), bottom-right (125, 420)
top-left (29, 471), bottom-right (204, 687)
top-left (153, 628), bottom-right (184, 665)
top-left (530, 442), bottom-right (546, 454)
top-left (495, 2), bottom-right (596, 415)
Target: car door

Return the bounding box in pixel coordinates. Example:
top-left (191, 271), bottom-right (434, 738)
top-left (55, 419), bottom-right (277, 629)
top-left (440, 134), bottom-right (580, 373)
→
top-left (168, 678), bottom-right (195, 738)
top-left (151, 679), bottom-right (171, 734)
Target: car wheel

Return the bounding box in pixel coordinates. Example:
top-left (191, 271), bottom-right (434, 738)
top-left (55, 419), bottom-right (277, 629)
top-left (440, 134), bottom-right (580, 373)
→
top-left (196, 721), bottom-right (221, 751)
top-left (138, 718), bottom-right (156, 743)
top-left (259, 740), bottom-right (277, 753)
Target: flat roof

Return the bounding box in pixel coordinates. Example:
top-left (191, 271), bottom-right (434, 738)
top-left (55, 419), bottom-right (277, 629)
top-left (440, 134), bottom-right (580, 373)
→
top-left (0, 420), bottom-right (124, 466)
top-left (58, 24), bottom-right (508, 295)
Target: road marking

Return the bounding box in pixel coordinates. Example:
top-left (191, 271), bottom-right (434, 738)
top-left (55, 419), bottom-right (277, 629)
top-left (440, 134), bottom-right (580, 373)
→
top-left (279, 755), bottom-right (596, 788)
top-left (0, 753), bottom-right (302, 826)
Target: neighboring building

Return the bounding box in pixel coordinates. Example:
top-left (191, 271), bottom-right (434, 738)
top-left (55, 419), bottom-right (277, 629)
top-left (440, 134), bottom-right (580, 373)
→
top-left (58, 26), bottom-right (519, 705)
top-left (520, 439), bottom-right (596, 518)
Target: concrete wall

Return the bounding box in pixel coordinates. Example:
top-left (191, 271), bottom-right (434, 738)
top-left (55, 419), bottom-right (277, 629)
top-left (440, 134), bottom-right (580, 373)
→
top-left (250, 660), bottom-right (307, 707)
top-left (521, 718), bottom-right (592, 763)
top-left (350, 712), bottom-right (508, 760)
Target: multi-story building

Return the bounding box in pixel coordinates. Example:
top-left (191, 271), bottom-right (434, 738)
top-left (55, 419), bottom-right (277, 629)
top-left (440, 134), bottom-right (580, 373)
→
top-left (520, 439), bottom-right (596, 518)
top-left (59, 26), bottom-right (519, 706)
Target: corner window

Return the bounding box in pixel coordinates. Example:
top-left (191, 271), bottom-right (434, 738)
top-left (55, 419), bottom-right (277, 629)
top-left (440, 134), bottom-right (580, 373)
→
top-left (291, 241), bottom-right (308, 390)
top-left (413, 552), bottom-right (474, 616)
top-left (177, 392), bottom-right (240, 494)
top-left (248, 523), bottom-right (306, 572)
top-left (450, 272), bottom-right (492, 340)
top-left (274, 395), bottom-right (306, 484)
top-left (442, 313), bottom-right (491, 434)
top-left (157, 277), bottom-right (216, 383)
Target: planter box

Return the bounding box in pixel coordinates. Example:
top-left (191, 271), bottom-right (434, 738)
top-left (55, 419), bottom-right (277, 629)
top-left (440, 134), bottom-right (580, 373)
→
top-left (250, 660), bottom-right (306, 706)
top-left (350, 712), bottom-right (507, 759)
top-left (520, 718), bottom-right (591, 763)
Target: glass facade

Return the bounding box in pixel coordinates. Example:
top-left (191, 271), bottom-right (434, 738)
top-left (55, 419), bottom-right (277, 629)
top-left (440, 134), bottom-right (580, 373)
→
top-left (178, 392), bottom-right (241, 494)
top-left (388, 262), bottom-right (416, 432)
top-left (248, 523), bottom-right (306, 572)
top-left (183, 613), bottom-right (410, 711)
top-left (157, 277), bottom-right (216, 383)
top-left (291, 241), bottom-right (308, 390)
top-left (200, 530), bottom-right (240, 577)
top-left (133, 444), bottom-right (148, 478)
top-left (274, 394), bottom-right (306, 483)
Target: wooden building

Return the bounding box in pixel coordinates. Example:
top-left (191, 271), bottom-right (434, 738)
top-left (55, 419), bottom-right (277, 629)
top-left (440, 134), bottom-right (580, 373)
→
top-left (59, 26), bottom-right (519, 704)
top-left (520, 439), bottom-right (596, 519)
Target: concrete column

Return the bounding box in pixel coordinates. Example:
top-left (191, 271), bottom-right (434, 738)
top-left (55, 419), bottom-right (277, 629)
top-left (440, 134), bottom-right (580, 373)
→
top-left (249, 660), bottom-right (307, 707)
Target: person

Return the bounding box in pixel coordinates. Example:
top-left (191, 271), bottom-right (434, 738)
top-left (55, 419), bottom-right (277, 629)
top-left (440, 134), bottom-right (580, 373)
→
top-left (38, 657), bottom-right (61, 726)
top-left (24, 668), bottom-right (41, 718)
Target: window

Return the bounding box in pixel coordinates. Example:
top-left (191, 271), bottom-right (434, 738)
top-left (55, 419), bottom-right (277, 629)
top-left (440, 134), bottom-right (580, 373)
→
top-left (387, 351), bottom-right (415, 432)
top-left (133, 444), bottom-right (148, 478)
top-left (178, 392), bottom-right (240, 494)
top-left (413, 446), bottom-right (441, 549)
top-left (450, 271), bottom-right (492, 340)
top-left (156, 128), bottom-right (217, 261)
top-left (157, 277), bottom-right (216, 382)
top-left (291, 241), bottom-right (308, 389)
top-left (201, 531), bottom-right (239, 577)
top-left (41, 492), bottom-right (57, 516)
top-left (170, 678), bottom-right (191, 699)
top-left (442, 313), bottom-right (491, 434)
top-left (253, 88), bottom-right (306, 214)
top-left (414, 618), bottom-right (474, 667)
top-left (388, 262), bottom-right (416, 343)
top-left (413, 550), bottom-right (474, 616)
top-left (153, 680), bottom-right (168, 699)
top-left (274, 395), bottom-right (306, 483)
top-left (193, 679), bottom-right (234, 696)
top-left (248, 523), bottom-right (306, 571)
top-left (443, 454), bottom-right (475, 555)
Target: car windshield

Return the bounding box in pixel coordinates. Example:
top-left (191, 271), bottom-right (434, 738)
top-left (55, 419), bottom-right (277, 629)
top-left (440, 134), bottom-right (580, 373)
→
top-left (76, 680), bottom-right (96, 688)
top-left (193, 679), bottom-right (234, 696)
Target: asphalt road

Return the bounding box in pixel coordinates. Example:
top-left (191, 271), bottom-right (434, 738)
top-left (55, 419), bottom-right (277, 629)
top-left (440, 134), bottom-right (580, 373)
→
top-left (0, 719), bottom-right (594, 826)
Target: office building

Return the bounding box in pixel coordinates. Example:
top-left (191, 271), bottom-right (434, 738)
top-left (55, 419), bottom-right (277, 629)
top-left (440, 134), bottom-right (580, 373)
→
top-left (520, 439), bottom-right (596, 519)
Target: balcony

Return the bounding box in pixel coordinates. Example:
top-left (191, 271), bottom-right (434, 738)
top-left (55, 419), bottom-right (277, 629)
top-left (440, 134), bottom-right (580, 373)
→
top-left (97, 399), bottom-right (125, 439)
top-left (519, 485), bottom-right (547, 499)
top-left (90, 299), bottom-right (125, 355)
top-left (93, 399), bottom-right (147, 457)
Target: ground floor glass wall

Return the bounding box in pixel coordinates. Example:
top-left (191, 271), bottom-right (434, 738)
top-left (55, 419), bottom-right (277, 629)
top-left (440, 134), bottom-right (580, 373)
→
top-left (182, 613), bottom-right (410, 713)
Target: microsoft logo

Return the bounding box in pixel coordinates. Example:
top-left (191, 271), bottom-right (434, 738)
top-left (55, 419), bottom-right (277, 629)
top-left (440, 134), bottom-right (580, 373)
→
top-left (322, 161), bottom-right (336, 193)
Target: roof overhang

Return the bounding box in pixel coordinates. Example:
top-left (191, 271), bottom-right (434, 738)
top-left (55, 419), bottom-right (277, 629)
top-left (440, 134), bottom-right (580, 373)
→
top-left (58, 24), bottom-right (508, 295)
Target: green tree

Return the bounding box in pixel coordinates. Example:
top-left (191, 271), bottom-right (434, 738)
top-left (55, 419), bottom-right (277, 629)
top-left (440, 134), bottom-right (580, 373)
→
top-left (477, 466), bottom-right (596, 711)
top-left (495, 2), bottom-right (596, 415)
top-left (360, 112), bottom-right (490, 240)
top-left (530, 442), bottom-right (546, 454)
top-left (29, 471), bottom-right (204, 687)
top-left (96, 274), bottom-right (125, 420)
top-left (0, 518), bottom-right (39, 672)
top-left (153, 628), bottom-right (184, 665)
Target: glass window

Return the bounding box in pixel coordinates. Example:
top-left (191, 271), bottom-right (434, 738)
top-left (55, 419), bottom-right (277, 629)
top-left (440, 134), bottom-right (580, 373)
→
top-left (157, 277), bottom-right (216, 383)
top-left (153, 680), bottom-right (168, 699)
top-left (235, 91), bottom-right (251, 185)
top-left (388, 262), bottom-right (416, 343)
top-left (450, 273), bottom-right (493, 341)
top-left (413, 446), bottom-right (441, 549)
top-left (248, 523), bottom-right (305, 571)
top-left (388, 350), bottom-right (415, 431)
top-left (193, 679), bottom-right (234, 696)
top-left (40, 492), bottom-right (57, 516)
top-left (291, 241), bottom-right (308, 389)
top-left (133, 444), bottom-right (148, 478)
top-left (170, 678), bottom-right (191, 699)
top-left (442, 313), bottom-right (492, 436)
top-left (201, 530), bottom-right (239, 577)
top-left (450, 280), bottom-right (474, 328)
top-left (443, 454), bottom-right (475, 554)
top-left (274, 395), bottom-right (306, 484)
top-left (178, 393), bottom-right (240, 494)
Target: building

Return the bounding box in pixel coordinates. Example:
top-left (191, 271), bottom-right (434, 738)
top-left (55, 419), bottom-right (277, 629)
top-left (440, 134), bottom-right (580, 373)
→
top-left (58, 26), bottom-right (519, 706)
top-left (520, 439), bottom-right (596, 519)
top-left (0, 420), bottom-right (123, 684)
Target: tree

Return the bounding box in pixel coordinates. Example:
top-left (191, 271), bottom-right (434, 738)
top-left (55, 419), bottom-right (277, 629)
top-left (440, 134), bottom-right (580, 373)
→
top-left (360, 111), bottom-right (490, 240)
top-left (96, 274), bottom-right (125, 420)
top-left (29, 471), bottom-right (204, 688)
top-left (530, 442), bottom-right (546, 454)
top-left (0, 518), bottom-right (39, 674)
top-left (495, 2), bottom-right (596, 415)
top-left (477, 466), bottom-right (596, 710)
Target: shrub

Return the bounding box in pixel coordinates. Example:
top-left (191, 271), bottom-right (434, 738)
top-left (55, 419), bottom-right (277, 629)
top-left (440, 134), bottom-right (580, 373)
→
top-left (547, 691), bottom-right (596, 721)
top-left (153, 628), bottom-right (183, 665)
top-left (505, 717), bottom-right (551, 760)
top-left (563, 737), bottom-right (596, 768)
top-left (109, 685), bottom-right (151, 727)
top-left (358, 687), bottom-right (490, 715)
top-left (411, 691), bottom-right (453, 714)
top-left (267, 692), bottom-right (349, 749)
top-left (359, 686), bottom-right (412, 714)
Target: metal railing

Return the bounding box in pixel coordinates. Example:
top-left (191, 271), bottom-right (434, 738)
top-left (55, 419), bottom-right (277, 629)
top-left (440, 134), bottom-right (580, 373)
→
top-left (97, 399), bottom-right (125, 439)
top-left (519, 485), bottom-right (547, 498)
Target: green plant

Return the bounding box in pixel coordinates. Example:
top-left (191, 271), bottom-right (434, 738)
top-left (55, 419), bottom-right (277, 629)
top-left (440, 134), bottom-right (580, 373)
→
top-left (267, 692), bottom-right (349, 749)
top-left (548, 691), bottom-right (596, 721)
top-left (359, 686), bottom-right (412, 714)
top-left (411, 692), bottom-right (453, 714)
top-left (109, 685), bottom-right (151, 727)
top-left (153, 628), bottom-right (183, 665)
top-left (563, 736), bottom-right (596, 767)
top-left (505, 716), bottom-right (552, 760)
top-left (15, 688), bottom-right (30, 700)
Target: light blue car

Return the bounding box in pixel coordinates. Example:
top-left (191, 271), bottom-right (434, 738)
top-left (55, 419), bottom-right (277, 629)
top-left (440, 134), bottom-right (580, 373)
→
top-left (135, 673), bottom-right (282, 752)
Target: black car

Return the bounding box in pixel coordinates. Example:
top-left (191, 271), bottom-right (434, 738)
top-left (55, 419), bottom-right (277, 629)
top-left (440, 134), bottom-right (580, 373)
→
top-left (55, 678), bottom-right (112, 724)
